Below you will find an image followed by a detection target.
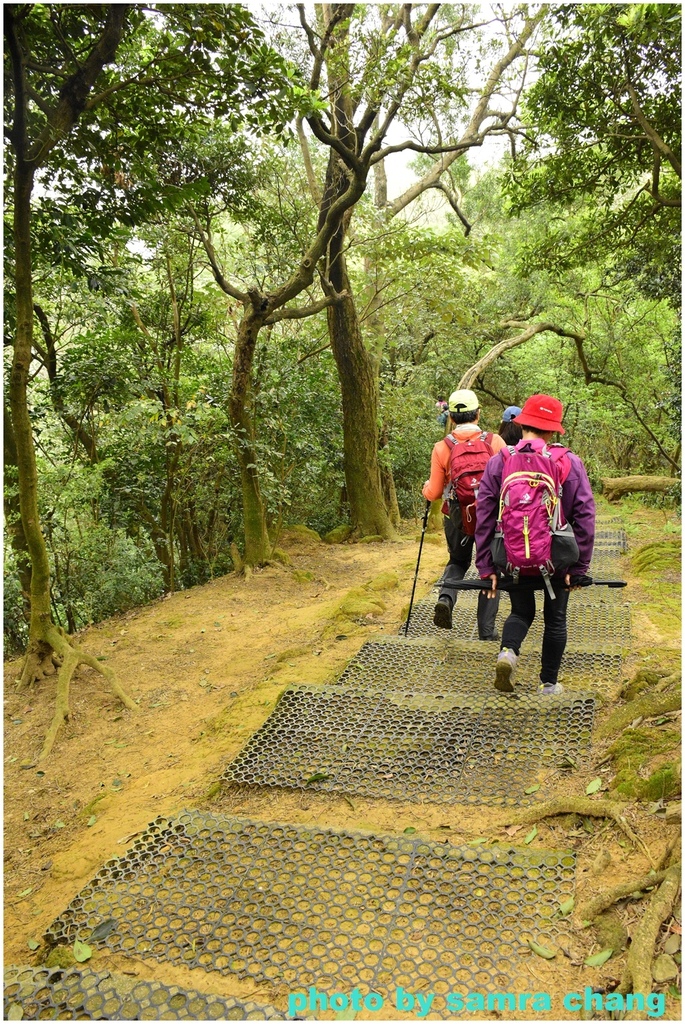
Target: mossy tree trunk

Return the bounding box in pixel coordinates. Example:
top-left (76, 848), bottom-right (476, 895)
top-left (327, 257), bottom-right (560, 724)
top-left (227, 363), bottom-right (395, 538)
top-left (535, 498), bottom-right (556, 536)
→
top-left (5, 5), bottom-right (136, 757)
top-left (230, 302), bottom-right (272, 566)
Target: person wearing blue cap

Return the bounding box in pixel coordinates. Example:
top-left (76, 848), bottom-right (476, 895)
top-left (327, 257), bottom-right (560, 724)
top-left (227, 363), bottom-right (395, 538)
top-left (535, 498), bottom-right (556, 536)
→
top-left (498, 406), bottom-right (523, 447)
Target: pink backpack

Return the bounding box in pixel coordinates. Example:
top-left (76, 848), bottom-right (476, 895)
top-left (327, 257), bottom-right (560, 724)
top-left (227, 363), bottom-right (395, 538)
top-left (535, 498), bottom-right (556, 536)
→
top-left (443, 431), bottom-right (494, 536)
top-left (490, 439), bottom-right (578, 597)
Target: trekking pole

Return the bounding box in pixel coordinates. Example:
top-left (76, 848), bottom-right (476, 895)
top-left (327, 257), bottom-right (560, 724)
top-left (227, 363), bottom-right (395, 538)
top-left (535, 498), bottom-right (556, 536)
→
top-left (450, 576), bottom-right (626, 593)
top-left (405, 499), bottom-right (432, 637)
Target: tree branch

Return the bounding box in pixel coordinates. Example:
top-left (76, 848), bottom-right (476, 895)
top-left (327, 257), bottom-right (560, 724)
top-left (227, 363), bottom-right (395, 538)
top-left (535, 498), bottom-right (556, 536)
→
top-left (458, 321), bottom-right (585, 390)
top-left (624, 79), bottom-right (681, 178)
top-left (265, 291), bottom-right (346, 325)
top-left (187, 205), bottom-right (248, 303)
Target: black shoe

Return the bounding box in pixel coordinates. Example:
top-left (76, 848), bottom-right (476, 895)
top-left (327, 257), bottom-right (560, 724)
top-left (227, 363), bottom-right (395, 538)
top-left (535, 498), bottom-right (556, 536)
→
top-left (433, 599), bottom-right (453, 629)
top-left (479, 630), bottom-right (500, 642)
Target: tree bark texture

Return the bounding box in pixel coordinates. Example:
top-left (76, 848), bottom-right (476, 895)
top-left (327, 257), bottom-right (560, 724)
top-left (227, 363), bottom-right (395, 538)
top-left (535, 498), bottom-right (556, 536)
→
top-left (230, 306), bottom-right (272, 565)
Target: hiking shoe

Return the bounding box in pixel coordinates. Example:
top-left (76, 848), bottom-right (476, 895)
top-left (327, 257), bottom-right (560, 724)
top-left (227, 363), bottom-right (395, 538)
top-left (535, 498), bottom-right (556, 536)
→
top-left (480, 630), bottom-right (500, 642)
top-left (433, 598), bottom-right (453, 629)
top-left (494, 648), bottom-right (517, 692)
top-left (539, 682), bottom-right (564, 695)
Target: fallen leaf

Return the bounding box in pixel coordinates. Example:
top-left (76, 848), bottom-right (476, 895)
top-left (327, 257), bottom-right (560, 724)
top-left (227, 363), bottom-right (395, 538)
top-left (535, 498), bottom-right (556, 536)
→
top-left (524, 826), bottom-right (537, 845)
top-left (558, 897), bottom-right (575, 916)
top-left (504, 824), bottom-right (523, 837)
top-left (73, 939), bottom-right (92, 962)
top-left (305, 772), bottom-right (330, 785)
top-left (89, 919), bottom-right (116, 942)
top-left (17, 888), bottom-right (32, 899)
top-left (528, 940), bottom-right (556, 959)
top-left (584, 948), bottom-right (613, 967)
top-left (7, 1003), bottom-right (23, 1020)
top-left (403, 827), bottom-right (417, 835)
top-left (87, 816), bottom-right (97, 827)
top-left (586, 778), bottom-right (602, 795)
top-left (524, 784), bottom-right (541, 794)
top-left (27, 939), bottom-right (39, 950)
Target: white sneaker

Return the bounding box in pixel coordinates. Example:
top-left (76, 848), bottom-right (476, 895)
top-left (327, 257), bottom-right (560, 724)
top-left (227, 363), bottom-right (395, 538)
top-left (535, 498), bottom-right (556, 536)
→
top-left (495, 648), bottom-right (518, 692)
top-left (539, 682), bottom-right (564, 695)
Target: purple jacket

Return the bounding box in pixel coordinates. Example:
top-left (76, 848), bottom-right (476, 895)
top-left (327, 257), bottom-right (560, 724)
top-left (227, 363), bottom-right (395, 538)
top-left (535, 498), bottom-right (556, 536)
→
top-left (475, 447), bottom-right (596, 577)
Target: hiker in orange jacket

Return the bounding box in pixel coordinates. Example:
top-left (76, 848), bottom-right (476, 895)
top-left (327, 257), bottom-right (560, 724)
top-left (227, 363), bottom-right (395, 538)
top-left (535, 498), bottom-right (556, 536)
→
top-left (423, 389), bottom-right (505, 635)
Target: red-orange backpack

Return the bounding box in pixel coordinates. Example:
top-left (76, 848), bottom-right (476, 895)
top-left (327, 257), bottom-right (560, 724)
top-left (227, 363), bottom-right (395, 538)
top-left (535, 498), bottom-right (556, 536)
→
top-left (443, 431), bottom-right (494, 535)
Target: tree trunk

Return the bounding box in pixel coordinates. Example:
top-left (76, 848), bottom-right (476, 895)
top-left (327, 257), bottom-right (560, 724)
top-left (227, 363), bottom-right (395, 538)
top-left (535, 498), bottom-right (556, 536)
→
top-left (326, 283), bottom-right (397, 538)
top-left (230, 307), bottom-right (272, 565)
top-left (602, 476), bottom-right (680, 501)
top-left (3, 403), bottom-right (32, 621)
top-left (10, 158), bottom-right (57, 676)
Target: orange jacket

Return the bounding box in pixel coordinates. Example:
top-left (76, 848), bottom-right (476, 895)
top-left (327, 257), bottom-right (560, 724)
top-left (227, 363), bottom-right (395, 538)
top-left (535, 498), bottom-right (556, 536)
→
top-left (422, 424), bottom-right (505, 502)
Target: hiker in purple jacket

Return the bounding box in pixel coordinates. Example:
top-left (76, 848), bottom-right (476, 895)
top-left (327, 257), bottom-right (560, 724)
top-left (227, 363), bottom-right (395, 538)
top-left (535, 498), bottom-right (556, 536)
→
top-left (475, 394), bottom-right (595, 696)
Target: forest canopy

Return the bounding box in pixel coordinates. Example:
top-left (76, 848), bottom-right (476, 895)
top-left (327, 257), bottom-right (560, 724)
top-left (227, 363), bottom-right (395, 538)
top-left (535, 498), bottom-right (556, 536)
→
top-left (4, 2), bottom-right (681, 659)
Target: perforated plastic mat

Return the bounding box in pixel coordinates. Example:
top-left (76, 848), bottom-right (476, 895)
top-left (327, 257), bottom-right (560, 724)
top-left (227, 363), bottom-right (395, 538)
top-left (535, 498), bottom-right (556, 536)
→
top-left (45, 812), bottom-right (575, 1009)
top-left (402, 589), bottom-right (630, 648)
top-left (337, 637), bottom-right (623, 693)
top-left (3, 965), bottom-right (284, 1020)
top-left (222, 684), bottom-right (595, 804)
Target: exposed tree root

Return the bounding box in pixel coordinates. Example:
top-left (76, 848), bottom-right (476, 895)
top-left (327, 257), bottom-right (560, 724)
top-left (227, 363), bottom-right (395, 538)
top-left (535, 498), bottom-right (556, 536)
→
top-left (17, 625), bottom-right (137, 762)
top-left (595, 686), bottom-right (681, 741)
top-left (618, 865), bottom-right (681, 1020)
top-left (578, 867), bottom-right (677, 922)
top-left (506, 797), bottom-right (657, 868)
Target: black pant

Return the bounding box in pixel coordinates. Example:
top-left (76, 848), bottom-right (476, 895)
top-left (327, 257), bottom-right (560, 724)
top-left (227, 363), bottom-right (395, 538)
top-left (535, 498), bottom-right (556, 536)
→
top-left (439, 506), bottom-right (500, 639)
top-left (501, 582), bottom-right (570, 685)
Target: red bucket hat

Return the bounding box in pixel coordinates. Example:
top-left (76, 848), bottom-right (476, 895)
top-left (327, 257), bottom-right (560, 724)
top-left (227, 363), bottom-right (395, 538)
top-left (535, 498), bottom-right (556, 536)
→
top-left (514, 394), bottom-right (565, 435)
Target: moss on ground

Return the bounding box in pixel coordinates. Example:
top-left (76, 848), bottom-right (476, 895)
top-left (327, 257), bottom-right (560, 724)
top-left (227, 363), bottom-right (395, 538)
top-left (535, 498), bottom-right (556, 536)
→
top-left (324, 525), bottom-right (354, 544)
top-left (609, 726), bottom-right (681, 799)
top-left (367, 571), bottom-right (399, 591)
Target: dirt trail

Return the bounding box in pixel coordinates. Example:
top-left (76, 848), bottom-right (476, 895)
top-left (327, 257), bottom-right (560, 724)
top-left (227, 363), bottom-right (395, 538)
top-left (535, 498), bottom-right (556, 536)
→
top-left (3, 504), bottom-right (681, 1019)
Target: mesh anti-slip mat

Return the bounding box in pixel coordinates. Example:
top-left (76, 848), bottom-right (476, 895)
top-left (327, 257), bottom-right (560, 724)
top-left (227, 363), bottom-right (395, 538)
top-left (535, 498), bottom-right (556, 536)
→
top-left (45, 812), bottom-right (576, 1010)
top-left (403, 589), bottom-right (631, 649)
top-left (221, 683), bottom-right (595, 804)
top-left (4, 965), bottom-right (284, 1020)
top-left (338, 637), bottom-right (623, 693)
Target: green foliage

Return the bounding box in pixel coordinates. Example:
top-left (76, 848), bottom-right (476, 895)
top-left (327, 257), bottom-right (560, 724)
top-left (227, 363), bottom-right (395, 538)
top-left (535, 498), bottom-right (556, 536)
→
top-left (505, 4), bottom-right (681, 305)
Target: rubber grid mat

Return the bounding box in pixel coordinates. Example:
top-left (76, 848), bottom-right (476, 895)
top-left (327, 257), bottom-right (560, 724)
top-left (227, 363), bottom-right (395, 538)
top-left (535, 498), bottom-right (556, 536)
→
top-left (402, 590), bottom-right (631, 648)
top-left (337, 638), bottom-right (623, 693)
top-left (221, 683), bottom-right (595, 804)
top-left (3, 965), bottom-right (284, 1020)
top-left (45, 812), bottom-right (576, 1009)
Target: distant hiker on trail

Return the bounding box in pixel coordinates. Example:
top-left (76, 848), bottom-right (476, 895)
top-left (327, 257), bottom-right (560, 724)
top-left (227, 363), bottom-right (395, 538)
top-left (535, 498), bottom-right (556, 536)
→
top-left (498, 405), bottom-right (523, 447)
top-left (436, 396), bottom-right (449, 429)
top-left (423, 388), bottom-right (505, 637)
top-left (475, 394), bottom-right (596, 695)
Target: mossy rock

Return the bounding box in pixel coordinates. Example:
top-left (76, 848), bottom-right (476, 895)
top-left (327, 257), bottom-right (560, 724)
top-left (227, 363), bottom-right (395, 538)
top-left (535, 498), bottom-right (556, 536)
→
top-left (324, 525), bottom-right (354, 544)
top-left (284, 524), bottom-right (322, 543)
top-left (271, 547), bottom-right (293, 566)
top-left (292, 569), bottom-right (315, 583)
top-left (367, 571), bottom-right (399, 592)
top-left (338, 587), bottom-right (386, 618)
top-left (621, 668), bottom-right (661, 702)
top-left (45, 946), bottom-right (77, 969)
top-left (609, 727), bottom-right (680, 799)
top-left (594, 911), bottom-right (628, 953)
top-left (358, 534), bottom-right (384, 544)
top-left (276, 645), bottom-right (310, 663)
top-left (632, 539), bottom-right (681, 575)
